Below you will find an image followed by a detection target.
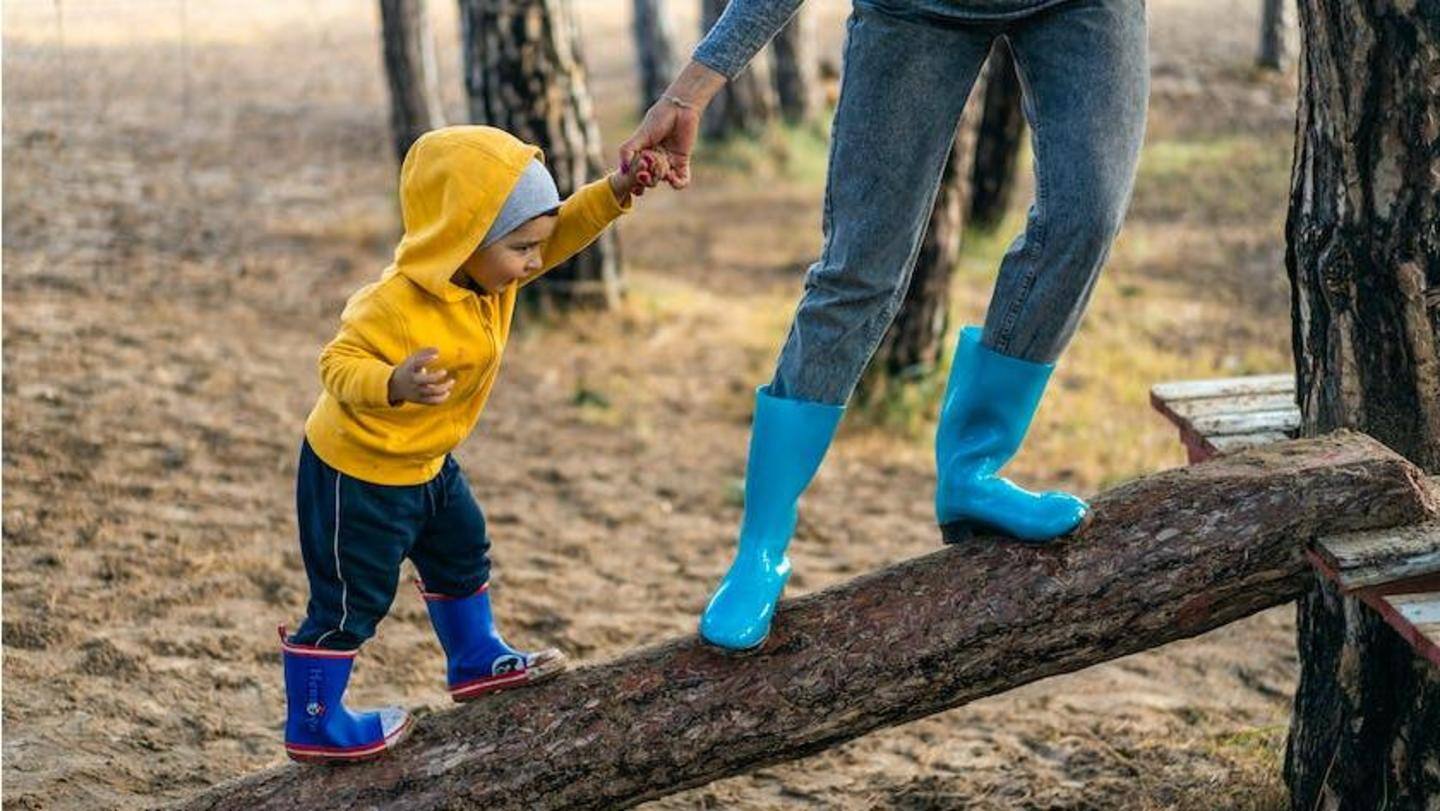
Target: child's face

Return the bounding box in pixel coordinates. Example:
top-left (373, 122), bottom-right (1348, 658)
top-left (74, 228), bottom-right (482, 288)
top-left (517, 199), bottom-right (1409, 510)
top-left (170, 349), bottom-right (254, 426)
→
top-left (462, 214), bottom-right (559, 294)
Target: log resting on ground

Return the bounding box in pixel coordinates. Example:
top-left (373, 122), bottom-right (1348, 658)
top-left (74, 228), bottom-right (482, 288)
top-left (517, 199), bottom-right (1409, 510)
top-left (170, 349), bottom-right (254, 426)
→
top-left (185, 431), bottom-right (1437, 810)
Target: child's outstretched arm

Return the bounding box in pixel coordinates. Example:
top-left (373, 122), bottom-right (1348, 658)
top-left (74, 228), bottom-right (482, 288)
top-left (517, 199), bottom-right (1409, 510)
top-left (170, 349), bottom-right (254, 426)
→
top-left (521, 151), bottom-right (670, 287)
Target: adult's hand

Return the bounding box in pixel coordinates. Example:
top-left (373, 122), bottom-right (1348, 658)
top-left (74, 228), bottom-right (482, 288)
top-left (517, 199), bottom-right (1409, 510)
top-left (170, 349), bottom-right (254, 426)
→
top-left (618, 60), bottom-right (727, 190)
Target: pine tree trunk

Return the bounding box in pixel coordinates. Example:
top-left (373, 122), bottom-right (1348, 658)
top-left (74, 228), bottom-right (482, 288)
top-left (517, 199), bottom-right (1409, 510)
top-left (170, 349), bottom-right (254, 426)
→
top-left (1257, 0), bottom-right (1290, 71)
top-left (1282, 2), bottom-right (1440, 807)
top-left (862, 74), bottom-right (988, 397)
top-left (700, 0), bottom-right (775, 140)
top-left (459, 0), bottom-right (623, 310)
top-left (769, 7), bottom-right (818, 124)
top-left (631, 0), bottom-right (677, 113)
top-left (969, 38), bottom-right (1025, 231)
top-left (379, 0), bottom-right (446, 163)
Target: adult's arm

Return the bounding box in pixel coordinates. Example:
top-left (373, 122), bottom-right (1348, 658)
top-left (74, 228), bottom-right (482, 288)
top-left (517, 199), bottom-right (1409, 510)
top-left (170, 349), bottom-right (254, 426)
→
top-left (619, 1), bottom-right (806, 188)
top-left (692, 0), bottom-right (807, 80)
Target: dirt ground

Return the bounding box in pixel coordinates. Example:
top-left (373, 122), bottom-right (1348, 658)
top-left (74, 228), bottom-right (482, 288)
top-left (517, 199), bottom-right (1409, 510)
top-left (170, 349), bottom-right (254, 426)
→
top-left (3, 0), bottom-right (1303, 808)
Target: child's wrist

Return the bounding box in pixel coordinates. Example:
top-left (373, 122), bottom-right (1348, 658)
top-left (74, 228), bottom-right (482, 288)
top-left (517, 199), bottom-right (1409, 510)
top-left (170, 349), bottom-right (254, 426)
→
top-left (386, 370), bottom-right (403, 406)
top-left (608, 171), bottom-right (633, 203)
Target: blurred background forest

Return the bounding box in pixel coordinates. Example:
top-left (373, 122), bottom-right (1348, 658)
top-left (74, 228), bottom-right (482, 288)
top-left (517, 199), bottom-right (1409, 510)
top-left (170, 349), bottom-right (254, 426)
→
top-left (3, 0), bottom-right (1304, 807)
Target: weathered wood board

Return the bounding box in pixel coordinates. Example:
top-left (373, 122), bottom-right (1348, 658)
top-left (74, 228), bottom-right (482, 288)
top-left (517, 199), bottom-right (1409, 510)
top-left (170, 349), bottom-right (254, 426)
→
top-left (1149, 374), bottom-right (1299, 463)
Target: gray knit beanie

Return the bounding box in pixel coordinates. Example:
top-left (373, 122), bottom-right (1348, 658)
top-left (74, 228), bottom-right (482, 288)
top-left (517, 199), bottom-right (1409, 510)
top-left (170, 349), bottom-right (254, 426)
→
top-left (480, 159), bottom-right (561, 249)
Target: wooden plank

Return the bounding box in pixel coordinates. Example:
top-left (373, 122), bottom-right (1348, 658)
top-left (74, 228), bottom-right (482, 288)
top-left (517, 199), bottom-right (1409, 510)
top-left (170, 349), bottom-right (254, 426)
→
top-left (1164, 391), bottom-right (1298, 421)
top-left (1388, 592), bottom-right (1440, 625)
top-left (1209, 432), bottom-right (1291, 455)
top-left (1148, 375), bottom-right (1298, 462)
top-left (1313, 520), bottom-right (1440, 590)
top-left (1151, 374), bottom-right (1295, 403)
top-left (1306, 557), bottom-right (1440, 668)
top-left (1374, 592), bottom-right (1440, 668)
top-left (1189, 408), bottom-right (1301, 438)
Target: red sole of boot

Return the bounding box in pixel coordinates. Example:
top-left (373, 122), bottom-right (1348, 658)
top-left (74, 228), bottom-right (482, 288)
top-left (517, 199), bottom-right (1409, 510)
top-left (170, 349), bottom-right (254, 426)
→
top-left (285, 715), bottom-right (414, 765)
top-left (451, 660), bottom-right (566, 703)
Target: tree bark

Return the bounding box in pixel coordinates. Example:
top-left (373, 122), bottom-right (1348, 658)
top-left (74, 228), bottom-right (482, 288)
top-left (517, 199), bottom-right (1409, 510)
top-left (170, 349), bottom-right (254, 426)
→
top-left (379, 0), bottom-right (446, 163)
top-left (1257, 0), bottom-right (1290, 71)
top-left (769, 7), bottom-right (818, 124)
top-left (863, 73), bottom-right (987, 395)
top-left (459, 0), bottom-right (623, 310)
top-left (1283, 3), bottom-right (1440, 808)
top-left (969, 38), bottom-right (1026, 231)
top-left (185, 433), bottom-right (1434, 811)
top-left (631, 0), bottom-right (677, 113)
top-left (700, 0), bottom-right (776, 139)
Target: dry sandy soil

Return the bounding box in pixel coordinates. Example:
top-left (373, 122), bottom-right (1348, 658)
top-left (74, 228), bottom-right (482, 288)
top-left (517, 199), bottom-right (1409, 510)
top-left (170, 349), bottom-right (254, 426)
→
top-left (4, 0), bottom-right (1303, 807)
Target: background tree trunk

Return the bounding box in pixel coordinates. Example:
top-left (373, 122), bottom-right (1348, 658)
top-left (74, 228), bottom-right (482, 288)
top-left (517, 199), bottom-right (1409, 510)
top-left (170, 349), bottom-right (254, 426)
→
top-left (379, 0), bottom-right (446, 163)
top-left (186, 434), bottom-right (1433, 811)
top-left (459, 0), bottom-right (622, 310)
top-left (700, 0), bottom-right (775, 139)
top-left (1282, 1), bottom-right (1440, 807)
top-left (631, 0), bottom-right (677, 113)
top-left (1257, 0), bottom-right (1290, 71)
top-left (968, 38), bottom-right (1025, 231)
top-left (862, 73), bottom-right (988, 398)
top-left (769, 7), bottom-right (818, 124)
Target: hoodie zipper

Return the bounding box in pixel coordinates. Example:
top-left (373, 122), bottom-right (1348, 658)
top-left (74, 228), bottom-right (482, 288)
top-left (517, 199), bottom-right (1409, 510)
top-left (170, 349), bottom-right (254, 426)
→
top-left (470, 290), bottom-right (500, 385)
top-left (448, 289), bottom-right (499, 437)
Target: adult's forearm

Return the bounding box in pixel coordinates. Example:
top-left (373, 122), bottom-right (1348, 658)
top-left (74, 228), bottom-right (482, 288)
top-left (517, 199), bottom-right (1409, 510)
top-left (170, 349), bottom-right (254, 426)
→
top-left (692, 0), bottom-right (807, 80)
top-left (662, 59), bottom-right (728, 109)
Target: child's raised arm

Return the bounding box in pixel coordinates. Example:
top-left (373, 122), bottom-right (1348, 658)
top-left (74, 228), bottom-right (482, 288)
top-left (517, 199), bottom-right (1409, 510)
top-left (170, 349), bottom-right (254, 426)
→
top-left (523, 150), bottom-right (670, 286)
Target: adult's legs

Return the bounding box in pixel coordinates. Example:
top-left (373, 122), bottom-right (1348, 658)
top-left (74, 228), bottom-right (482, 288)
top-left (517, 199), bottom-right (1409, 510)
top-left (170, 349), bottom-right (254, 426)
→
top-left (932, 0), bottom-right (1149, 543)
top-left (701, 6), bottom-right (997, 651)
top-left (983, 0), bottom-right (1149, 361)
top-left (768, 3), bottom-right (998, 405)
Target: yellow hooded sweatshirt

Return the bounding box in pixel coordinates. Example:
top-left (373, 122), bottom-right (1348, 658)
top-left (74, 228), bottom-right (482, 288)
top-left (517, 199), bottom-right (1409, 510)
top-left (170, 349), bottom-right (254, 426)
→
top-left (304, 126), bottom-right (630, 485)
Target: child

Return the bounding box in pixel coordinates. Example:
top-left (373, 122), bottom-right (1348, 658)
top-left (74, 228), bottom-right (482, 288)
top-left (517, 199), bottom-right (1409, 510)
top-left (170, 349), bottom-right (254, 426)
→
top-left (279, 125), bottom-right (668, 764)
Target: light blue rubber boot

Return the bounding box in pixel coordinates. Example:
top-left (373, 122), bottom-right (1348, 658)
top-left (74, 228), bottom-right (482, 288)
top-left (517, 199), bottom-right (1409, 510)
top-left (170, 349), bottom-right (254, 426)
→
top-left (935, 326), bottom-right (1088, 544)
top-left (699, 386), bottom-right (844, 652)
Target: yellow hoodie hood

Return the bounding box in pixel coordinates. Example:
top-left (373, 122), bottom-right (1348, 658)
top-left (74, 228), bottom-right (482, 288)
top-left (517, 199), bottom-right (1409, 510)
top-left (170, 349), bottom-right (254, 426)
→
top-left (392, 125), bottom-right (543, 303)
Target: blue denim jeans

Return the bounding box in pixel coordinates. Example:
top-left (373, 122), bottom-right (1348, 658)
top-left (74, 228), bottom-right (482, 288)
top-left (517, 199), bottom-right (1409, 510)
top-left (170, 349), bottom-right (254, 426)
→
top-left (766, 0), bottom-right (1149, 405)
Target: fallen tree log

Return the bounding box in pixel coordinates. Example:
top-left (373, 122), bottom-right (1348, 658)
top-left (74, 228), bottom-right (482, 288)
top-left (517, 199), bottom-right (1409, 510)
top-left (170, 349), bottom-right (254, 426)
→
top-left (186, 431), bottom-right (1436, 810)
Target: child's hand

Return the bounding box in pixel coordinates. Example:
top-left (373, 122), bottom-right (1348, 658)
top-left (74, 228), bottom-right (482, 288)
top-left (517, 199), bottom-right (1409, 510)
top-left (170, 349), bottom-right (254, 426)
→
top-left (609, 149), bottom-right (671, 202)
top-left (388, 347), bottom-right (453, 406)
top-left (630, 149), bottom-right (671, 198)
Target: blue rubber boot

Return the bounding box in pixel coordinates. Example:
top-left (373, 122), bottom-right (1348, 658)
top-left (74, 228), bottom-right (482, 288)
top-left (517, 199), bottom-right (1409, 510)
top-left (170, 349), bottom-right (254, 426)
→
top-left (280, 627), bottom-right (411, 764)
top-left (418, 582), bottom-right (566, 702)
top-left (699, 386), bottom-right (844, 652)
top-left (935, 326), bottom-right (1089, 544)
